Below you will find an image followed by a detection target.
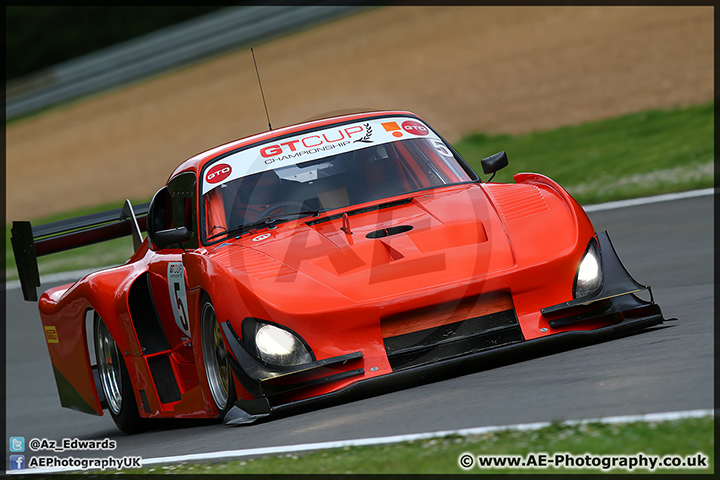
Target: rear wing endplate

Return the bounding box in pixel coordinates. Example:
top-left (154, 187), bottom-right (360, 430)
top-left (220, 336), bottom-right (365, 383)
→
top-left (11, 200), bottom-right (149, 302)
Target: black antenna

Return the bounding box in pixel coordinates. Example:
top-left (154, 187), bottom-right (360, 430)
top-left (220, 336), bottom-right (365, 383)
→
top-left (251, 47), bottom-right (272, 131)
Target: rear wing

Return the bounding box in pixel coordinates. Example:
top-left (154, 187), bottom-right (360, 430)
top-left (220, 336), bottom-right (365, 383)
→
top-left (11, 200), bottom-right (149, 302)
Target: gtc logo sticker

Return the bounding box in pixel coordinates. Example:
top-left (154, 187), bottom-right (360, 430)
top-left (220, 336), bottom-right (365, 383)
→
top-left (44, 326), bottom-right (59, 343)
top-left (253, 233), bottom-right (271, 242)
top-left (402, 120), bottom-right (429, 136)
top-left (206, 163), bottom-right (232, 184)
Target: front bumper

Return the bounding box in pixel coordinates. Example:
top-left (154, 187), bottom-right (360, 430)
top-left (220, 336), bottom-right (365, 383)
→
top-left (541, 231), bottom-right (659, 328)
top-left (221, 230), bottom-right (669, 425)
top-left (220, 321), bottom-right (364, 392)
top-left (224, 312), bottom-right (665, 425)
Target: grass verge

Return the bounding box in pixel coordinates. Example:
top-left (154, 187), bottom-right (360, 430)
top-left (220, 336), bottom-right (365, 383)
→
top-left (5, 101), bottom-right (713, 281)
top-left (5, 199), bottom-right (151, 282)
top-left (455, 100), bottom-right (714, 204)
top-left (128, 415), bottom-right (713, 474)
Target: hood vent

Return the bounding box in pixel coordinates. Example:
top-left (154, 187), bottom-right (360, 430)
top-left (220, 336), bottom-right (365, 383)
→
top-left (213, 246), bottom-right (296, 280)
top-left (366, 225), bottom-right (413, 239)
top-left (486, 184), bottom-right (549, 222)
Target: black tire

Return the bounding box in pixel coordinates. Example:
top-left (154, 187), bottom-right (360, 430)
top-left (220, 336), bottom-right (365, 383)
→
top-left (200, 295), bottom-right (236, 417)
top-left (93, 313), bottom-right (150, 434)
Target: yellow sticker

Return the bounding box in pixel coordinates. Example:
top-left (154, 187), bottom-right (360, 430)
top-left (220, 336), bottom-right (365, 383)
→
top-left (44, 326), bottom-right (59, 344)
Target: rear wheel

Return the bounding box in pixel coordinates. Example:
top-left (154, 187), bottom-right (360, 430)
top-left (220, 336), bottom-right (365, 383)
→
top-left (200, 297), bottom-right (236, 416)
top-left (94, 313), bottom-right (149, 433)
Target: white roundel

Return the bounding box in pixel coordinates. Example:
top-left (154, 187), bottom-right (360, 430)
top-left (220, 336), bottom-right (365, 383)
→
top-left (167, 262), bottom-right (190, 336)
top-left (252, 233), bottom-right (272, 242)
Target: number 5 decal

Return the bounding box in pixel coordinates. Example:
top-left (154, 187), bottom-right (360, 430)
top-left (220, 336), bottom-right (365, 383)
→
top-left (431, 139), bottom-right (453, 157)
top-left (167, 262), bottom-right (190, 336)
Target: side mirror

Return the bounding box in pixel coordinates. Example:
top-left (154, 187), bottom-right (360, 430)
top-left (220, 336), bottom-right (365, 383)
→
top-left (153, 226), bottom-right (189, 249)
top-left (481, 151), bottom-right (509, 175)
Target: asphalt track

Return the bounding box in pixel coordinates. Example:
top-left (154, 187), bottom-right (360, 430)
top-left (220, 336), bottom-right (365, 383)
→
top-left (5, 193), bottom-right (713, 464)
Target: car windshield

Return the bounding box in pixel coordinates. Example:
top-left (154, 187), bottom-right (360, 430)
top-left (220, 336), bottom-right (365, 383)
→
top-left (201, 116), bottom-right (472, 242)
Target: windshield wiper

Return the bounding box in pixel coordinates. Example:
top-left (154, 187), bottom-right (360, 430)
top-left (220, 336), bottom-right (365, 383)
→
top-left (266, 209), bottom-right (321, 222)
top-left (237, 209), bottom-right (321, 232)
top-left (206, 209), bottom-right (320, 241)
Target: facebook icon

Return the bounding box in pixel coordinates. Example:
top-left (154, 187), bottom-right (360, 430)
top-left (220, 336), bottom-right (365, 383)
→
top-left (9, 455), bottom-right (25, 470)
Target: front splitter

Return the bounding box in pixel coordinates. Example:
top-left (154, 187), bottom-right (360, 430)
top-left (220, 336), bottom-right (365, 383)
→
top-left (225, 313), bottom-right (666, 425)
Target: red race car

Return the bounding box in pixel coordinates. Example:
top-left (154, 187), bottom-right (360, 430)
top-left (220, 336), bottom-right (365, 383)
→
top-left (12, 111), bottom-right (667, 432)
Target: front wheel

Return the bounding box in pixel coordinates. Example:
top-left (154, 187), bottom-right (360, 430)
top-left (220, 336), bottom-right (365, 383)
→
top-left (200, 297), bottom-right (236, 416)
top-left (94, 313), bottom-right (149, 433)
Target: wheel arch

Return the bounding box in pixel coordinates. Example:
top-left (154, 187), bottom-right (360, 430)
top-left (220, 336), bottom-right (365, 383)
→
top-left (183, 253), bottom-right (257, 416)
top-left (37, 265), bottom-right (149, 417)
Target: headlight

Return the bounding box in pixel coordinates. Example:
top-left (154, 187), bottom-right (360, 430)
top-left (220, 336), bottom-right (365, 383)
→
top-left (247, 321), bottom-right (314, 367)
top-left (573, 239), bottom-right (603, 299)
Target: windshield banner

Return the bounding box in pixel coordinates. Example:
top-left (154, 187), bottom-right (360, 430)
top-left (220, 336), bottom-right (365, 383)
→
top-left (202, 117), bottom-right (442, 194)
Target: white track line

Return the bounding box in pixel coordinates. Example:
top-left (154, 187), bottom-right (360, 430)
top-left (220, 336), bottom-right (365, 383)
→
top-left (582, 187), bottom-right (714, 212)
top-left (9, 408), bottom-right (713, 474)
top-left (5, 188), bottom-right (714, 291)
top-left (136, 409), bottom-right (718, 466)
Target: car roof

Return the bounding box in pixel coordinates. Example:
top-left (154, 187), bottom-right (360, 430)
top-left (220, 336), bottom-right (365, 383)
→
top-left (167, 110), bottom-right (422, 183)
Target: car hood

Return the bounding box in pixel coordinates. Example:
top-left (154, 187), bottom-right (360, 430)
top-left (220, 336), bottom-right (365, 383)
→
top-left (207, 183), bottom-right (573, 308)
